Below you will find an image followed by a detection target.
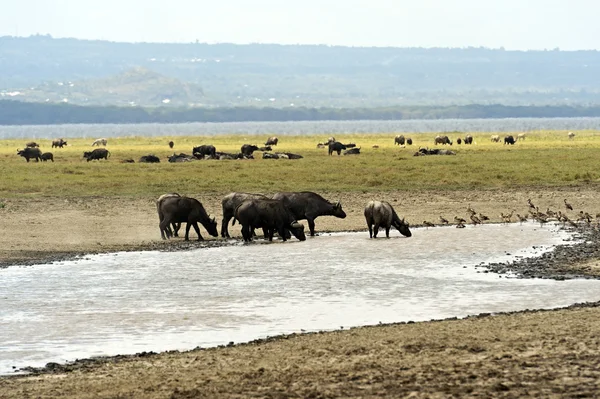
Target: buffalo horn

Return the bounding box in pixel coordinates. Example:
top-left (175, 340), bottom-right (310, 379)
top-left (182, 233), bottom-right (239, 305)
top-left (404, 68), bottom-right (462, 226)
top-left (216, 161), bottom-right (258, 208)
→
top-left (335, 200), bottom-right (341, 208)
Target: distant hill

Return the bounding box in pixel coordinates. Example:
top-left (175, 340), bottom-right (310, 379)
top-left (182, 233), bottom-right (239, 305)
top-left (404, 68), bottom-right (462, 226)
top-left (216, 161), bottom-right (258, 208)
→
top-left (11, 67), bottom-right (205, 106)
top-left (2, 35), bottom-right (600, 107)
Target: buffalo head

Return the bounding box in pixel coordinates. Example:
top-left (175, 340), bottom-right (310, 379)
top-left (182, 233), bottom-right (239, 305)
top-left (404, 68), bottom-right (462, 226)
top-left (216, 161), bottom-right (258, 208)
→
top-left (289, 220), bottom-right (306, 241)
top-left (332, 201), bottom-right (347, 219)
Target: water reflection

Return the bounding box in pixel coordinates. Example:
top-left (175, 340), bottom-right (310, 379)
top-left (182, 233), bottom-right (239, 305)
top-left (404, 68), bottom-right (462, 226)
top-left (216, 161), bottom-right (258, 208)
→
top-left (1, 222), bottom-right (599, 374)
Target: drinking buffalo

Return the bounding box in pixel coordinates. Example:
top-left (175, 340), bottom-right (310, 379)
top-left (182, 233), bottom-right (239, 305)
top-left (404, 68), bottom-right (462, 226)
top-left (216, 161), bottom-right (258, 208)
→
top-left (241, 144), bottom-right (259, 156)
top-left (83, 148), bottom-right (110, 161)
top-left (328, 142), bottom-right (347, 156)
top-left (158, 196), bottom-right (218, 241)
top-left (41, 152), bottom-right (54, 162)
top-left (234, 198), bottom-right (306, 242)
top-left (265, 136), bottom-right (278, 146)
top-left (221, 192), bottom-right (269, 238)
top-left (52, 138), bottom-right (67, 148)
top-left (17, 147), bottom-right (42, 162)
top-left (364, 201), bottom-right (411, 238)
top-left (271, 192), bottom-right (346, 236)
top-left (193, 145), bottom-right (216, 159)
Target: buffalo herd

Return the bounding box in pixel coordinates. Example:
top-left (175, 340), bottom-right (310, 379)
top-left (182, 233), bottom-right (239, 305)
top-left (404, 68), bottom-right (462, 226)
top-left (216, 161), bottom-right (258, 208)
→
top-left (157, 191), bottom-right (412, 243)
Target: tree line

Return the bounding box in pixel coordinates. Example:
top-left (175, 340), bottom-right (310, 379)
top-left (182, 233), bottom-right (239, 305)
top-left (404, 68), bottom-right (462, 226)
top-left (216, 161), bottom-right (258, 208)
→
top-left (2, 100), bottom-right (600, 125)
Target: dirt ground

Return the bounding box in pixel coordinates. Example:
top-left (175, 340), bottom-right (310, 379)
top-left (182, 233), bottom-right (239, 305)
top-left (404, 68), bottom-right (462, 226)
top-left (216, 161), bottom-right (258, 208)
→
top-left (2, 187), bottom-right (600, 397)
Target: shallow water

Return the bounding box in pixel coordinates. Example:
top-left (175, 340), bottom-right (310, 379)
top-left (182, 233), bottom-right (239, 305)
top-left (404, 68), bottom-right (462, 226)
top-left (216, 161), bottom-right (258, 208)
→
top-left (1, 222), bottom-right (600, 375)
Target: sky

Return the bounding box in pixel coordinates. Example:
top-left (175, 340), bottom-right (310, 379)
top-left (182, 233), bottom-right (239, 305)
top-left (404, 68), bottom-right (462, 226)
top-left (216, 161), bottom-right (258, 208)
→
top-left (2, 0), bottom-right (600, 50)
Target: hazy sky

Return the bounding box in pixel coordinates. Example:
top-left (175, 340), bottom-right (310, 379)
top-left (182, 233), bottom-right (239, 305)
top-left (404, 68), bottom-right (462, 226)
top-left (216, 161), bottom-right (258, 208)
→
top-left (2, 0), bottom-right (599, 50)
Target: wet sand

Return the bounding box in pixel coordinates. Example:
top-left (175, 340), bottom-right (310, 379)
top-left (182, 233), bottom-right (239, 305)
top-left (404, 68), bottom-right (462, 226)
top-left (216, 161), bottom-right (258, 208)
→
top-left (2, 187), bottom-right (600, 397)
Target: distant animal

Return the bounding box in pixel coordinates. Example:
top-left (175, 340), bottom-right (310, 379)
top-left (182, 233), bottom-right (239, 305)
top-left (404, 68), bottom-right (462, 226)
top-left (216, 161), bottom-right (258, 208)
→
top-left (464, 134), bottom-right (473, 145)
top-left (394, 135), bottom-right (405, 145)
top-left (343, 147), bottom-right (361, 155)
top-left (157, 196), bottom-right (218, 241)
top-left (265, 136), bottom-right (279, 146)
top-left (91, 138), bottom-right (108, 146)
top-left (517, 133), bottom-right (526, 141)
top-left (192, 145), bottom-right (217, 159)
top-left (139, 154), bottom-right (160, 163)
top-left (83, 148), bottom-right (110, 161)
top-left (343, 143), bottom-right (357, 148)
top-left (258, 146), bottom-right (272, 152)
top-left (504, 135), bottom-right (516, 145)
top-left (51, 138), bottom-right (67, 148)
top-left (372, 145), bottom-right (380, 149)
top-left (434, 135), bottom-right (452, 145)
top-left (364, 201), bottom-right (411, 238)
top-left (168, 140), bottom-right (174, 149)
top-left (168, 153), bottom-right (195, 163)
top-left (25, 141), bottom-right (39, 148)
top-left (491, 135), bottom-right (500, 142)
top-left (271, 192), bottom-right (346, 236)
top-left (316, 143), bottom-right (326, 148)
top-left (327, 137), bottom-right (336, 144)
top-left (121, 158), bottom-right (135, 163)
top-left (564, 199), bottom-right (574, 211)
top-left (221, 192), bottom-right (269, 238)
top-left (40, 152), bottom-right (54, 162)
top-left (456, 138), bottom-right (462, 145)
top-left (328, 141), bottom-right (347, 156)
top-left (241, 144), bottom-right (259, 157)
top-left (17, 147), bottom-right (42, 162)
top-left (156, 193), bottom-right (182, 238)
top-left (406, 138), bottom-right (413, 145)
top-left (277, 152), bottom-right (303, 159)
top-left (234, 198), bottom-right (306, 242)
top-left (216, 152), bottom-right (245, 160)
top-left (568, 131), bottom-right (575, 140)
top-left (439, 216), bottom-right (449, 225)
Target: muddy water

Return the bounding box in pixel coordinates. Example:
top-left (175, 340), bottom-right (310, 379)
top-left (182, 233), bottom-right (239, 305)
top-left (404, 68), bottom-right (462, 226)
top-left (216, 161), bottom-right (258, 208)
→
top-left (2, 222), bottom-right (600, 375)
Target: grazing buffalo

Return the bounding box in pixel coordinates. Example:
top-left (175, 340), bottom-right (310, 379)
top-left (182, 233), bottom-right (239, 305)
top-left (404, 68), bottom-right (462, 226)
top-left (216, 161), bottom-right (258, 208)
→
top-left (17, 147), bottom-right (42, 162)
top-left (343, 147), bottom-right (361, 155)
top-left (221, 192), bottom-right (269, 238)
top-left (83, 148), bottom-right (110, 161)
top-left (234, 198), bottom-right (306, 242)
top-left (434, 135), bottom-right (452, 145)
top-left (328, 141), bottom-right (347, 156)
top-left (25, 141), bottom-right (39, 148)
top-left (52, 138), bottom-right (67, 148)
top-left (464, 134), bottom-right (473, 145)
top-left (193, 145), bottom-right (217, 159)
top-left (156, 193), bottom-right (182, 237)
top-left (265, 136), bottom-right (279, 146)
top-left (158, 196), bottom-right (218, 241)
top-left (40, 152), bottom-right (54, 162)
top-left (139, 154), bottom-right (160, 163)
top-left (364, 201), bottom-right (411, 238)
top-left (241, 144), bottom-right (259, 157)
top-left (394, 135), bottom-right (405, 145)
top-left (91, 138), bottom-right (108, 146)
top-left (271, 191), bottom-right (346, 236)
top-left (168, 140), bottom-right (174, 149)
top-left (504, 135), bottom-right (516, 145)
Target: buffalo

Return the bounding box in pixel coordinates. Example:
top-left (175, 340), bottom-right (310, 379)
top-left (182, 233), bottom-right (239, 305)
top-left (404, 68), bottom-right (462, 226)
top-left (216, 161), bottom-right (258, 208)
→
top-left (265, 136), bottom-right (279, 146)
top-left (40, 152), bottom-right (54, 162)
top-left (25, 141), bottom-right (39, 148)
top-left (156, 193), bottom-right (182, 237)
top-left (343, 147), bottom-right (361, 155)
top-left (258, 146), bottom-right (272, 152)
top-left (216, 152), bottom-right (245, 160)
top-left (17, 147), bottom-right (42, 162)
top-left (221, 192), bottom-right (269, 238)
top-left (271, 192), bottom-right (346, 236)
top-left (504, 135), bottom-right (516, 145)
top-left (464, 134), bottom-right (473, 145)
top-left (327, 137), bottom-right (336, 144)
top-left (168, 153), bottom-right (195, 163)
top-left (364, 201), bottom-right (411, 238)
top-left (234, 198), bottom-right (306, 242)
top-left (51, 138), bottom-right (67, 148)
top-left (91, 138), bottom-right (108, 146)
top-left (406, 138), bottom-right (413, 145)
top-left (456, 138), bottom-right (462, 145)
top-left (139, 154), bottom-right (160, 163)
top-left (394, 135), bottom-right (405, 145)
top-left (328, 141), bottom-right (347, 156)
top-left (241, 144), bottom-right (259, 157)
top-left (491, 135), bottom-right (500, 142)
top-left (434, 135), bottom-right (453, 145)
top-left (193, 145), bottom-right (217, 159)
top-left (158, 196), bottom-right (218, 241)
top-left (168, 140), bottom-right (174, 149)
top-left (83, 148), bottom-right (110, 161)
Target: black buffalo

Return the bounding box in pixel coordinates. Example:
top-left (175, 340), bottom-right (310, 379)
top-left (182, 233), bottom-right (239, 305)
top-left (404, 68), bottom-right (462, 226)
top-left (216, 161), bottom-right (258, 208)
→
top-left (258, 146), bottom-right (272, 152)
top-left (343, 147), bottom-right (361, 155)
top-left (168, 140), bottom-right (174, 149)
top-left (221, 192), bottom-right (269, 238)
top-left (241, 144), bottom-right (259, 156)
top-left (406, 138), bottom-right (413, 145)
top-left (364, 200), bottom-right (411, 238)
top-left (17, 147), bottom-right (42, 162)
top-left (265, 136), bottom-right (279, 146)
top-left (193, 145), bottom-right (217, 159)
top-left (156, 193), bottom-right (183, 237)
top-left (216, 152), bottom-right (245, 160)
top-left (434, 135), bottom-right (453, 145)
top-left (234, 198), bottom-right (306, 242)
top-left (168, 153), bottom-right (195, 163)
top-left (457, 138), bottom-right (462, 145)
top-left (464, 134), bottom-right (474, 145)
top-left (394, 135), bottom-right (405, 145)
top-left (158, 196), bottom-right (218, 241)
top-left (504, 135), bottom-right (516, 145)
top-left (52, 138), bottom-right (67, 148)
top-left (328, 142), bottom-right (347, 156)
top-left (139, 154), bottom-right (160, 163)
top-left (271, 191), bottom-right (347, 236)
top-left (41, 152), bottom-right (54, 162)
top-left (83, 148), bottom-right (110, 161)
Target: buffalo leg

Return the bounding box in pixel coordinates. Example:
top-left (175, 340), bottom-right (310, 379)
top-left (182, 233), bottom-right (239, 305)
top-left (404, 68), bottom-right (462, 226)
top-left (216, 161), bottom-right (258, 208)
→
top-left (241, 224), bottom-right (252, 242)
top-left (172, 223), bottom-right (181, 237)
top-left (189, 222), bottom-right (203, 241)
top-left (221, 215), bottom-right (232, 238)
top-left (385, 226), bottom-right (391, 238)
top-left (307, 219), bottom-right (316, 236)
top-left (373, 223), bottom-right (380, 238)
top-left (368, 223), bottom-right (373, 238)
